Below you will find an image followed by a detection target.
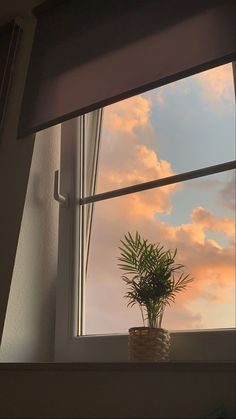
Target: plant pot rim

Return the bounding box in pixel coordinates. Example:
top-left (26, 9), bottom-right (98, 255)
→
top-left (129, 326), bottom-right (168, 332)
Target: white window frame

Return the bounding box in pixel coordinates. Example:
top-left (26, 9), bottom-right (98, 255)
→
top-left (54, 66), bottom-right (236, 362)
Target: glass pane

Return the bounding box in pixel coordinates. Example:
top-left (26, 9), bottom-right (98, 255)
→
top-left (96, 63), bottom-right (235, 194)
top-left (84, 171), bottom-right (235, 334)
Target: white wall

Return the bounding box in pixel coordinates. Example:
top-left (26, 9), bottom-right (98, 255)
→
top-left (0, 9), bottom-right (36, 345)
top-left (0, 125), bottom-right (60, 361)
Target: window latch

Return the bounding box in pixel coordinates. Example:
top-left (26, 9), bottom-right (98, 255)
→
top-left (54, 170), bottom-right (69, 206)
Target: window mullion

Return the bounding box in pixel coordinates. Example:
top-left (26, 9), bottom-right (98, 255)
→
top-left (79, 160), bottom-right (236, 206)
top-left (84, 109), bottom-right (103, 274)
top-left (77, 110), bottom-right (103, 335)
top-left (77, 115), bottom-right (86, 336)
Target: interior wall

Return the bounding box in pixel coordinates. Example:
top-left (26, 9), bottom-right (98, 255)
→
top-left (0, 125), bottom-right (60, 362)
top-left (0, 2), bottom-right (42, 343)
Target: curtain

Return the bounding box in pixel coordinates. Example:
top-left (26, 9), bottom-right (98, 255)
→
top-left (0, 21), bottom-right (21, 136)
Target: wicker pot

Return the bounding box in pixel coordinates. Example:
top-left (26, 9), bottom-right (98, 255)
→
top-left (128, 327), bottom-right (170, 362)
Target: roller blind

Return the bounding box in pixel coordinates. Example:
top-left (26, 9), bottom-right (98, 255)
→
top-left (18, 0), bottom-right (236, 138)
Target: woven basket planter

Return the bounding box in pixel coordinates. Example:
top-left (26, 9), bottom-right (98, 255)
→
top-left (128, 327), bottom-right (170, 362)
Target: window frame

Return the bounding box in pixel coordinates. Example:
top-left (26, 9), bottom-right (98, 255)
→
top-left (54, 64), bottom-right (236, 362)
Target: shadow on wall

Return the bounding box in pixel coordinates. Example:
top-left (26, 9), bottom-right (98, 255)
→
top-left (0, 124), bottom-right (60, 362)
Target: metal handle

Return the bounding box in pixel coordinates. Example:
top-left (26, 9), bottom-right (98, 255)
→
top-left (54, 170), bottom-right (69, 206)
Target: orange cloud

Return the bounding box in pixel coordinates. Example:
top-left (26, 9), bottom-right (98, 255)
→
top-left (195, 63), bottom-right (234, 102)
top-left (162, 207), bottom-right (235, 246)
top-left (99, 145), bottom-right (174, 187)
top-left (87, 194), bottom-right (235, 315)
top-left (97, 98), bottom-right (178, 214)
top-left (97, 146), bottom-right (177, 216)
top-left (192, 207), bottom-right (235, 238)
top-left (104, 95), bottom-right (151, 134)
top-left (152, 63), bottom-right (234, 108)
top-left (122, 186), bottom-right (175, 218)
top-left (85, 88), bottom-right (235, 333)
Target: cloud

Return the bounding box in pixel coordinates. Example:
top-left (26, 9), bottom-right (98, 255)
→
top-left (161, 207), bottom-right (235, 247)
top-left (195, 63), bottom-right (234, 102)
top-left (104, 95), bottom-right (151, 134)
top-left (99, 144), bottom-right (175, 189)
top-left (98, 144), bottom-right (177, 216)
top-left (155, 88), bottom-right (165, 105)
top-left (191, 207), bottom-right (235, 238)
top-left (97, 95), bottom-right (156, 185)
top-left (97, 94), bottom-right (178, 216)
top-left (157, 222), bottom-right (235, 311)
top-left (219, 176), bottom-right (236, 212)
top-left (149, 63), bottom-right (234, 111)
top-left (164, 303), bottom-right (202, 330)
top-left (86, 196), bottom-right (235, 333)
top-left (85, 90), bottom-right (235, 334)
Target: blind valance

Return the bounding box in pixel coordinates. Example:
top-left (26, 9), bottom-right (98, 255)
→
top-left (18, 0), bottom-right (236, 138)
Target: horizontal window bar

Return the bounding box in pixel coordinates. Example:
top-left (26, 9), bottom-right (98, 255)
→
top-left (79, 160), bottom-right (236, 205)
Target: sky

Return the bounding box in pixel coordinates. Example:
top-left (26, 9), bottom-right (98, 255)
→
top-left (85, 63), bottom-right (235, 335)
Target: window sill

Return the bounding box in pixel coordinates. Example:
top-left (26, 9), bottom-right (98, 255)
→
top-left (55, 328), bottom-right (236, 362)
top-left (1, 361), bottom-right (235, 419)
top-left (0, 361), bottom-right (235, 372)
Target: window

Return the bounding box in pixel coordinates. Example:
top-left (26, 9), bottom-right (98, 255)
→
top-left (55, 63), bottom-right (236, 361)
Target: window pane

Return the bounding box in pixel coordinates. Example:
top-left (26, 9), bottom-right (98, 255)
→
top-left (84, 171), bottom-right (235, 335)
top-left (96, 63), bottom-right (235, 194)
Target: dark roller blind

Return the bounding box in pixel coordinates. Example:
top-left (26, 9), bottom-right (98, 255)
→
top-left (0, 21), bottom-right (21, 135)
top-left (18, 0), bottom-right (236, 138)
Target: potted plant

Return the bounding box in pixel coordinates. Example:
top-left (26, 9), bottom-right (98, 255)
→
top-left (118, 231), bottom-right (193, 362)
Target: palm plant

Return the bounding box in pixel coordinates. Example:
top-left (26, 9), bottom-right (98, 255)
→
top-left (118, 231), bottom-right (193, 328)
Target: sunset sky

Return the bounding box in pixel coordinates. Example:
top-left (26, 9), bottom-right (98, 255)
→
top-left (85, 63), bottom-right (235, 334)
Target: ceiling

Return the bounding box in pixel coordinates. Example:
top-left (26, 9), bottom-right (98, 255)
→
top-left (0, 0), bottom-right (44, 24)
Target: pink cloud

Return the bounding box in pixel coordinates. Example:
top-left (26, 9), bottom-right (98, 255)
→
top-left (98, 144), bottom-right (177, 216)
top-left (161, 207), bottom-right (235, 246)
top-left (85, 89), bottom-right (235, 333)
top-left (86, 196), bottom-right (235, 333)
top-left (152, 63), bottom-right (234, 108)
top-left (97, 96), bottom-right (178, 214)
top-left (164, 303), bottom-right (202, 330)
top-left (104, 95), bottom-right (151, 134)
top-left (195, 63), bottom-right (234, 102)
top-left (191, 207), bottom-right (235, 238)
top-left (99, 145), bottom-right (174, 189)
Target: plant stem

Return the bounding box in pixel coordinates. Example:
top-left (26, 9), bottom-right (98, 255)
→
top-left (139, 304), bottom-right (145, 327)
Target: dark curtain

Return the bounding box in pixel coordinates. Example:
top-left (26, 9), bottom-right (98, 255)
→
top-left (0, 21), bottom-right (21, 136)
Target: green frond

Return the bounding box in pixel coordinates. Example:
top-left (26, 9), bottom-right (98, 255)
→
top-left (118, 232), bottom-right (193, 327)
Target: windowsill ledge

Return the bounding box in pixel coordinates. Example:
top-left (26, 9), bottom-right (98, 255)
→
top-left (0, 361), bottom-right (235, 372)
